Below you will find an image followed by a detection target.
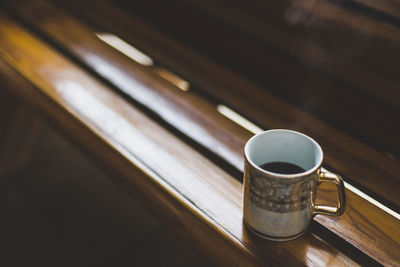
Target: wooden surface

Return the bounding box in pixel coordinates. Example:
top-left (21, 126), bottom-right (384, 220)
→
top-left (34, 0), bottom-right (400, 211)
top-left (345, 0), bottom-right (400, 21)
top-left (0, 14), bottom-right (356, 266)
top-left (1, 0), bottom-right (399, 266)
top-left (178, 0), bottom-right (400, 107)
top-left (106, 0), bottom-right (400, 157)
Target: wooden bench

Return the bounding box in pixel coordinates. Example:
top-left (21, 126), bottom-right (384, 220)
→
top-left (1, 0), bottom-right (399, 265)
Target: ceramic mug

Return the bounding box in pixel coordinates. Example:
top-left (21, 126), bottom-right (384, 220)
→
top-left (243, 129), bottom-right (345, 241)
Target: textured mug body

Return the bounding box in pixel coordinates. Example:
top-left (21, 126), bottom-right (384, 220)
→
top-left (243, 159), bottom-right (318, 240)
top-left (243, 129), bottom-right (345, 241)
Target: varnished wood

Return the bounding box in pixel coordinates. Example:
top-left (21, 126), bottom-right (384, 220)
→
top-left (28, 0), bottom-right (400, 211)
top-left (8, 0), bottom-right (251, 170)
top-left (187, 0), bottom-right (400, 82)
top-left (349, 0), bottom-right (400, 20)
top-left (0, 15), bottom-right (358, 266)
top-left (101, 0), bottom-right (400, 158)
top-left (0, 90), bottom-right (40, 176)
top-left (178, 0), bottom-right (400, 108)
top-left (3, 7), bottom-right (398, 263)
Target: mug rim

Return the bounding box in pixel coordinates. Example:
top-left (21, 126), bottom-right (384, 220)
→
top-left (244, 129), bottom-right (323, 178)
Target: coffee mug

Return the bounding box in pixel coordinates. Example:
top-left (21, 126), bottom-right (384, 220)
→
top-left (243, 129), bottom-right (345, 241)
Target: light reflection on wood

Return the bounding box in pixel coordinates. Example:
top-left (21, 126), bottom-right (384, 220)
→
top-left (0, 14), bottom-right (358, 266)
top-left (154, 67), bottom-right (190, 91)
top-left (96, 32), bottom-right (190, 91)
top-left (96, 33), bottom-right (154, 66)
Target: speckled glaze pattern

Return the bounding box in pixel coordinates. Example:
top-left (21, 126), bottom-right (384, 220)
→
top-left (243, 159), bottom-right (318, 240)
top-left (246, 160), bottom-right (316, 213)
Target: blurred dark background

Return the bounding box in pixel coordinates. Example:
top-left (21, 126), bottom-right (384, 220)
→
top-left (0, 122), bottom-right (209, 266)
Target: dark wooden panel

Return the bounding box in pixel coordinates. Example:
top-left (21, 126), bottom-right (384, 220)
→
top-left (0, 15), bottom-right (359, 266)
top-left (28, 0), bottom-right (400, 210)
top-left (105, 0), bottom-right (400, 158)
top-left (184, 0), bottom-right (400, 85)
top-left (178, 0), bottom-right (400, 107)
top-left (4, 1), bottom-right (400, 265)
top-left (351, 0), bottom-right (400, 20)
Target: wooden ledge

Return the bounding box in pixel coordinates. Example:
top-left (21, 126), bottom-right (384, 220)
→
top-left (0, 5), bottom-right (399, 266)
top-left (28, 0), bottom-right (400, 210)
top-left (0, 15), bottom-right (354, 266)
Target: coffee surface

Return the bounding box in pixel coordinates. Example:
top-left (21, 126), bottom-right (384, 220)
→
top-left (259, 161), bottom-right (305, 174)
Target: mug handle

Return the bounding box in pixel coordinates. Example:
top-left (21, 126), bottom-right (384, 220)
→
top-left (313, 169), bottom-right (346, 216)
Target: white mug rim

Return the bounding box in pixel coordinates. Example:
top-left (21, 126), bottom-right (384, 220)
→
top-left (244, 129), bottom-right (323, 178)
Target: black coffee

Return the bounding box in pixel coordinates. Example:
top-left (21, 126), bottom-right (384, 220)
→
top-left (259, 161), bottom-right (305, 174)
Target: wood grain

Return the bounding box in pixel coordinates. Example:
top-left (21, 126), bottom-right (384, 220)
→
top-left (28, 0), bottom-right (400, 210)
top-left (0, 15), bottom-right (358, 266)
top-left (351, 0), bottom-right (400, 20)
top-left (2, 4), bottom-right (400, 265)
top-left (0, 90), bottom-right (41, 176)
top-left (196, 0), bottom-right (400, 79)
top-left (103, 0), bottom-right (400, 157)
top-left (177, 0), bottom-right (400, 108)
top-left (10, 0), bottom-right (253, 171)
